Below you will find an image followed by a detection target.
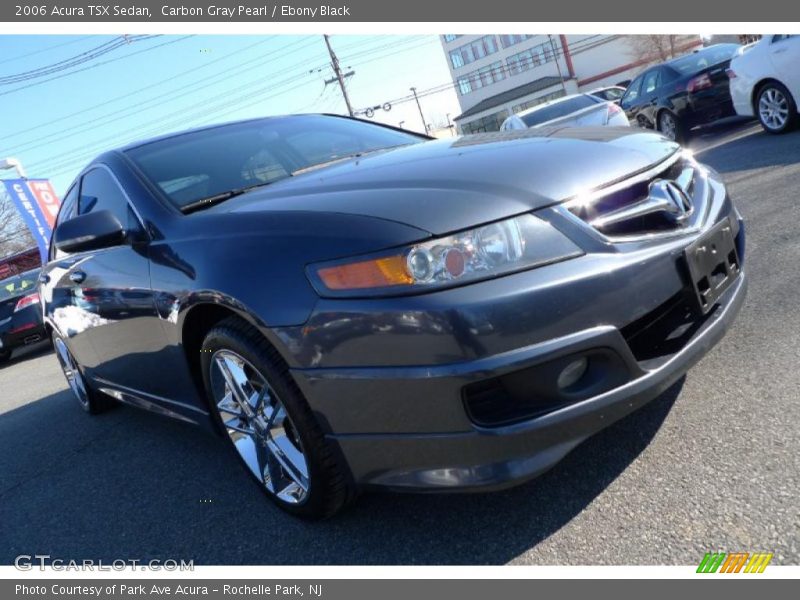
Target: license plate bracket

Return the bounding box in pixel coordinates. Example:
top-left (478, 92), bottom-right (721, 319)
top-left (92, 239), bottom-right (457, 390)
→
top-left (684, 218), bottom-right (740, 314)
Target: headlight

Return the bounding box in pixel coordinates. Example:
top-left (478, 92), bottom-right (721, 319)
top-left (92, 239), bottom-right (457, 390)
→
top-left (307, 214), bottom-right (583, 297)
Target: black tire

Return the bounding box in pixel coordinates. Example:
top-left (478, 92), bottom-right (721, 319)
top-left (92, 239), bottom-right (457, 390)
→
top-left (52, 332), bottom-right (115, 414)
top-left (0, 350), bottom-right (11, 365)
top-left (200, 317), bottom-right (356, 519)
top-left (658, 110), bottom-right (688, 144)
top-left (755, 81), bottom-right (798, 134)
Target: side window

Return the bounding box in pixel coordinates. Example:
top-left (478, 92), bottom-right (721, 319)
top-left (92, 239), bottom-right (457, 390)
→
top-left (642, 69), bottom-right (661, 95)
top-left (660, 67), bottom-right (679, 84)
top-left (51, 184), bottom-right (79, 260)
top-left (79, 167), bottom-right (142, 238)
top-left (55, 184), bottom-right (79, 229)
top-left (772, 35), bottom-right (794, 43)
top-left (621, 76), bottom-right (643, 106)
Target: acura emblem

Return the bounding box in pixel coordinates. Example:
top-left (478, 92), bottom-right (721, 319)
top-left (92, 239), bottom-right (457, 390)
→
top-left (649, 179), bottom-right (693, 221)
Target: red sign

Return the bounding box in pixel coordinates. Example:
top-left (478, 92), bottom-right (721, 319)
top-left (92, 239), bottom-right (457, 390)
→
top-left (26, 179), bottom-right (60, 229)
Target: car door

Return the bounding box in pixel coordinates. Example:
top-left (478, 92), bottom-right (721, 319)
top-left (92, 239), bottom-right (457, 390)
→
top-left (768, 35), bottom-right (800, 98)
top-left (52, 166), bottom-right (168, 395)
top-left (43, 183), bottom-right (101, 369)
top-left (636, 68), bottom-right (663, 129)
top-left (620, 74), bottom-right (645, 125)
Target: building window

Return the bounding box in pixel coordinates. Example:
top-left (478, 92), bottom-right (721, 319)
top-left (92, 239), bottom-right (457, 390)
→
top-left (449, 35), bottom-right (499, 70)
top-left (460, 110), bottom-right (510, 134)
top-left (499, 34), bottom-right (534, 48)
top-left (456, 61), bottom-right (506, 95)
top-left (506, 41), bottom-right (558, 76)
top-left (512, 90), bottom-right (567, 113)
top-left (443, 34), bottom-right (461, 43)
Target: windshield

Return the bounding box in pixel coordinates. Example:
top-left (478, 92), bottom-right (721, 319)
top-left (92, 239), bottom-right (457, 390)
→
top-left (125, 115), bottom-right (424, 210)
top-left (595, 87), bottom-right (624, 101)
top-left (0, 270), bottom-right (40, 301)
top-left (669, 44), bottom-right (740, 75)
top-left (521, 95), bottom-right (600, 128)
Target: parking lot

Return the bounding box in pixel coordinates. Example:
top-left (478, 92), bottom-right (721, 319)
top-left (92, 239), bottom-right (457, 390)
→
top-left (1, 119), bottom-right (798, 566)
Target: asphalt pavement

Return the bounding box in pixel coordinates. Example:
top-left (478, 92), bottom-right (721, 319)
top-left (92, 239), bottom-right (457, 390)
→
top-left (0, 119), bottom-right (798, 565)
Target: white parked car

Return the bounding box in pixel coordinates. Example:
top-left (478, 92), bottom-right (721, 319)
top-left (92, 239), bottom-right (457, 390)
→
top-left (728, 35), bottom-right (800, 134)
top-left (500, 93), bottom-right (630, 131)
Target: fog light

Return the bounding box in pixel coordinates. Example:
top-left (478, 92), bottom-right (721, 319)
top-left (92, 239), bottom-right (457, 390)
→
top-left (557, 357), bottom-right (588, 390)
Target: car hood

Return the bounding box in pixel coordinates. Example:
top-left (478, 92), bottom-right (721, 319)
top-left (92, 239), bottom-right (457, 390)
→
top-left (220, 127), bottom-right (680, 235)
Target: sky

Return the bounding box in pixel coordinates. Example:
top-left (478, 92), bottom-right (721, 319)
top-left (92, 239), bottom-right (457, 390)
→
top-left (0, 34), bottom-right (461, 195)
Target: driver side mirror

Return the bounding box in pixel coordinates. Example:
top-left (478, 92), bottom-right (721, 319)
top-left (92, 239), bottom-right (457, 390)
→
top-left (54, 210), bottom-right (126, 253)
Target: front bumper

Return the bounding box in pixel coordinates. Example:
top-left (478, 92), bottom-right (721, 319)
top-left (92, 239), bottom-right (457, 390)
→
top-left (278, 169), bottom-right (747, 491)
top-left (304, 273), bottom-right (745, 491)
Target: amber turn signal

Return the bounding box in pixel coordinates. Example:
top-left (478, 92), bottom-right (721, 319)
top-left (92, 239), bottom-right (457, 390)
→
top-left (316, 255), bottom-right (413, 290)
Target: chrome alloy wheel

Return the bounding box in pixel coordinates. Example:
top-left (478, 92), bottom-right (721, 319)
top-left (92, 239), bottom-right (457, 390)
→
top-left (759, 87), bottom-right (789, 131)
top-left (210, 349), bottom-right (310, 504)
top-left (54, 337), bottom-right (89, 409)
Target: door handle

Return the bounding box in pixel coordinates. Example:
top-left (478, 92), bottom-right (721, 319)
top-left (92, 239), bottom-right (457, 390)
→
top-left (69, 271), bottom-right (86, 284)
top-left (773, 47), bottom-right (788, 54)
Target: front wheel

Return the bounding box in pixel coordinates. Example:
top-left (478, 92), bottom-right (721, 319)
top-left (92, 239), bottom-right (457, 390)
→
top-left (0, 349), bottom-right (10, 365)
top-left (201, 317), bottom-right (356, 519)
top-left (757, 82), bottom-right (798, 134)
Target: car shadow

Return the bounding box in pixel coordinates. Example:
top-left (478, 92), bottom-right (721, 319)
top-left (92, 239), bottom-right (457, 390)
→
top-left (695, 126), bottom-right (800, 174)
top-left (0, 376), bottom-right (684, 565)
top-left (0, 341), bottom-right (52, 370)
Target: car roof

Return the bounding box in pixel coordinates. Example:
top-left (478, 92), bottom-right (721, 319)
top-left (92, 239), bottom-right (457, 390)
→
top-left (588, 85), bottom-right (625, 92)
top-left (515, 93), bottom-right (595, 118)
top-left (663, 43), bottom-right (740, 68)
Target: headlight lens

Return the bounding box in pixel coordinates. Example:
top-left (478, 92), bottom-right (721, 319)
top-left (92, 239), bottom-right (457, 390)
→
top-left (309, 214), bottom-right (583, 297)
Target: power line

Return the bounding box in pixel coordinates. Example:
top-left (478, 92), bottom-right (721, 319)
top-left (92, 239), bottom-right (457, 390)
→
top-left (0, 35), bottom-right (194, 99)
top-left (0, 37), bottom-right (309, 144)
top-left (0, 36), bottom-right (154, 85)
top-left (2, 37), bottom-right (320, 155)
top-left (16, 42), bottom-right (330, 168)
top-left (0, 35), bottom-right (96, 68)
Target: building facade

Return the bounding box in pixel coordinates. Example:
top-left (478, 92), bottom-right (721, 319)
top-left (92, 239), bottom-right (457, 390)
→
top-left (441, 34), bottom-right (703, 133)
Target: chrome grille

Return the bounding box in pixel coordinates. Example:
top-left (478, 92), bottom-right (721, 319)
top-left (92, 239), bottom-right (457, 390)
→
top-left (565, 153), bottom-right (707, 240)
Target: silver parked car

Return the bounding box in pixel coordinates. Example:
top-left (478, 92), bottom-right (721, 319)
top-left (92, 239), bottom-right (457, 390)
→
top-left (501, 93), bottom-right (630, 131)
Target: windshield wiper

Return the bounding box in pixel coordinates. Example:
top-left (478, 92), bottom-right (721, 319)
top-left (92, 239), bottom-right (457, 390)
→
top-left (180, 182), bottom-right (276, 214)
top-left (291, 153), bottom-right (365, 176)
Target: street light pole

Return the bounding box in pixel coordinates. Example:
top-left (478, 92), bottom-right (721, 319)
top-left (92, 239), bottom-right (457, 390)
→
top-left (410, 87), bottom-right (429, 135)
top-left (323, 34), bottom-right (355, 117)
top-left (0, 158), bottom-right (26, 179)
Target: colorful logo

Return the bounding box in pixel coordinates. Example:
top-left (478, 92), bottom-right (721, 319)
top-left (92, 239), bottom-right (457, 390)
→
top-left (697, 552), bottom-right (773, 573)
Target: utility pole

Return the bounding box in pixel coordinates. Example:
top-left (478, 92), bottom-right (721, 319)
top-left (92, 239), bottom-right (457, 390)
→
top-left (323, 34), bottom-right (355, 117)
top-left (410, 87), bottom-right (429, 135)
top-left (548, 35), bottom-right (569, 95)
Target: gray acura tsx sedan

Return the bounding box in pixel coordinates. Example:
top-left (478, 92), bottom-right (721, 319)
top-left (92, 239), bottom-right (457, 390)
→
top-left (43, 114), bottom-right (746, 518)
